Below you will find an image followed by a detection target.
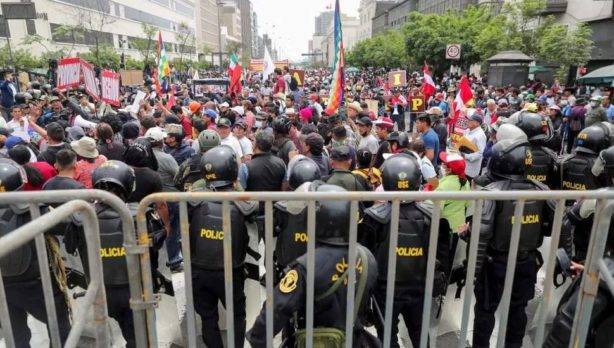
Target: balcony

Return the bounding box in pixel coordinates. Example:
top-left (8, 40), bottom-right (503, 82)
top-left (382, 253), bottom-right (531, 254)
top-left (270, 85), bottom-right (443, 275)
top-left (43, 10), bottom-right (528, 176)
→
top-left (540, 0), bottom-right (568, 14)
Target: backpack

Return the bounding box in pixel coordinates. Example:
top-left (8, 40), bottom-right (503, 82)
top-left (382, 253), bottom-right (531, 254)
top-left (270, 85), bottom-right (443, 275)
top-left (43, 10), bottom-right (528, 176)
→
top-left (0, 208), bottom-right (33, 277)
top-left (294, 247), bottom-right (370, 348)
top-left (290, 75), bottom-right (299, 92)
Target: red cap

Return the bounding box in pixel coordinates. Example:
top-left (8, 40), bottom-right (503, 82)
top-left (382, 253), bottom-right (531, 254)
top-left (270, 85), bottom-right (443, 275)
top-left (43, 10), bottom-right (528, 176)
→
top-left (374, 117), bottom-right (394, 129)
top-left (439, 151), bottom-right (466, 178)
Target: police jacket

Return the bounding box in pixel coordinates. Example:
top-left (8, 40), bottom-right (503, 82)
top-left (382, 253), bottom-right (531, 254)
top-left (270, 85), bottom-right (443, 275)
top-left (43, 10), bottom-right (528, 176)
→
top-left (473, 179), bottom-right (554, 276)
top-left (273, 197), bottom-right (309, 268)
top-left (68, 203), bottom-right (137, 287)
top-left (560, 188), bottom-right (614, 263)
top-left (325, 169), bottom-right (369, 192)
top-left (174, 153), bottom-right (203, 191)
top-left (359, 201), bottom-right (450, 297)
top-left (245, 152), bottom-right (286, 192)
top-left (0, 204), bottom-right (55, 284)
top-left (525, 144), bottom-right (560, 189)
top-left (188, 189), bottom-right (258, 271)
top-left (246, 244), bottom-right (378, 348)
top-left (560, 153), bottom-right (606, 191)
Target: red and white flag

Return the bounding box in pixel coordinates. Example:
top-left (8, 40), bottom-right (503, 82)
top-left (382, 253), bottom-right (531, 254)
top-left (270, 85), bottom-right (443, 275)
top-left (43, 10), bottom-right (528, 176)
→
top-left (421, 63), bottom-right (436, 102)
top-left (450, 75), bottom-right (474, 133)
top-left (101, 70), bottom-right (120, 107)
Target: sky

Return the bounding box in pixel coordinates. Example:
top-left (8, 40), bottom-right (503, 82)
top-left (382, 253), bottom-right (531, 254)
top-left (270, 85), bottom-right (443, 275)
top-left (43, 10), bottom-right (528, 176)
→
top-left (251, 0), bottom-right (360, 62)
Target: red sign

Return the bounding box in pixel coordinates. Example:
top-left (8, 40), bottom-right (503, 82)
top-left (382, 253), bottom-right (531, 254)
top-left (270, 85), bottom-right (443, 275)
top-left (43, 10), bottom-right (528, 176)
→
top-left (56, 57), bottom-right (81, 89)
top-left (81, 60), bottom-right (99, 100)
top-left (101, 70), bottom-right (120, 106)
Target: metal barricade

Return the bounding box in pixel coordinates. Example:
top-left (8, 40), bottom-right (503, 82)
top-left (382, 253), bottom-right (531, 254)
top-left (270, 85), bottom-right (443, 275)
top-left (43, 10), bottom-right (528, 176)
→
top-left (136, 190), bottom-right (614, 348)
top-left (0, 190), bottom-right (152, 348)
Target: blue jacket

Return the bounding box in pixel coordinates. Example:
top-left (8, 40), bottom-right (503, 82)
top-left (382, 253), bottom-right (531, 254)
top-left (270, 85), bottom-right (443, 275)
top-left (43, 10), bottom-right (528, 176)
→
top-left (165, 140), bottom-right (194, 166)
top-left (0, 80), bottom-right (16, 109)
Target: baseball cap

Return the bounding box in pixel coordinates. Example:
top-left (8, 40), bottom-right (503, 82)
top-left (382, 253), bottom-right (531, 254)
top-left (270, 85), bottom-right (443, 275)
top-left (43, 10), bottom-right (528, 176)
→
top-left (233, 120), bottom-right (247, 129)
top-left (439, 151), bottom-right (466, 177)
top-left (0, 127), bottom-right (12, 137)
top-left (468, 113), bottom-right (483, 124)
top-left (497, 98), bottom-right (509, 106)
top-left (5, 136), bottom-right (24, 150)
top-left (204, 109), bottom-right (218, 120)
top-left (374, 117), bottom-right (394, 129)
top-left (231, 105), bottom-right (245, 115)
top-left (356, 116), bottom-right (372, 126)
top-left (65, 126), bottom-right (85, 142)
top-left (219, 101), bottom-right (230, 108)
top-left (164, 123), bottom-right (184, 136)
top-left (145, 127), bottom-right (168, 142)
top-left (217, 117), bottom-right (232, 128)
top-left (330, 145), bottom-right (351, 161)
top-left (189, 101), bottom-right (201, 114)
top-left (285, 107), bottom-right (296, 115)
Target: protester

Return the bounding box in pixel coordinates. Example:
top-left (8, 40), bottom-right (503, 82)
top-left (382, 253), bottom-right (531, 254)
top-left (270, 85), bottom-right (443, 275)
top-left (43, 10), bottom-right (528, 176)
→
top-left (71, 136), bottom-right (107, 188)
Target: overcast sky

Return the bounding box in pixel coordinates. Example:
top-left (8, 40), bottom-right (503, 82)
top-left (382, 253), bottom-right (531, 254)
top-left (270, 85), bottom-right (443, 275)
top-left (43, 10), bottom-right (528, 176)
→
top-left (251, 0), bottom-right (360, 61)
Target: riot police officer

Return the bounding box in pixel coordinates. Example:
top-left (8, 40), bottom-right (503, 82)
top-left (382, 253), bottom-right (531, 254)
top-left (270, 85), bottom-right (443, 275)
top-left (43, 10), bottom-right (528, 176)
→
top-left (0, 158), bottom-right (71, 347)
top-left (505, 111), bottom-right (559, 188)
top-left (359, 154), bottom-right (450, 347)
top-left (560, 122), bottom-right (613, 192)
top-left (471, 139), bottom-right (554, 348)
top-left (67, 160), bottom-right (137, 347)
top-left (544, 145), bottom-right (614, 348)
top-left (274, 158), bottom-right (322, 277)
top-left (247, 183), bottom-right (379, 348)
top-left (188, 145), bottom-right (258, 348)
top-left (174, 129), bottom-right (220, 191)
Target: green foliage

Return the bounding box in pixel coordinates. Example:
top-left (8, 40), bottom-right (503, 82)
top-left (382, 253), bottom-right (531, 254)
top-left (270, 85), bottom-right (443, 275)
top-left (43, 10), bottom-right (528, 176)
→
top-left (131, 23), bottom-right (157, 65)
top-left (0, 45), bottom-right (44, 71)
top-left (346, 30), bottom-right (408, 69)
top-left (125, 57), bottom-right (145, 70)
top-left (226, 41), bottom-right (242, 55)
top-left (80, 44), bottom-right (120, 70)
top-left (51, 24), bottom-right (86, 55)
top-left (538, 22), bottom-right (593, 80)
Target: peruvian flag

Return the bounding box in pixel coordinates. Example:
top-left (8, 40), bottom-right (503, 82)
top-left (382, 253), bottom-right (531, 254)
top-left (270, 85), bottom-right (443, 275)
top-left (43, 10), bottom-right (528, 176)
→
top-left (227, 53), bottom-right (243, 97)
top-left (421, 63), bottom-right (436, 102)
top-left (449, 75), bottom-right (474, 133)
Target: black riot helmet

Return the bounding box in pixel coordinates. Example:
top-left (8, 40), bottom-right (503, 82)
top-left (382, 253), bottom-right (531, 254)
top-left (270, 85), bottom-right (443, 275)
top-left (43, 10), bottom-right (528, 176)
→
top-left (14, 93), bottom-right (28, 105)
top-left (201, 145), bottom-right (238, 189)
top-left (575, 123), bottom-right (612, 155)
top-left (506, 111), bottom-right (551, 143)
top-left (488, 139), bottom-right (531, 180)
top-left (315, 184), bottom-right (351, 246)
top-left (0, 159), bottom-right (25, 192)
top-left (387, 131), bottom-right (410, 149)
top-left (272, 116), bottom-right (292, 135)
top-left (289, 158), bottom-right (321, 190)
top-left (592, 145), bottom-right (614, 185)
top-left (381, 154), bottom-right (422, 191)
top-left (92, 160), bottom-right (136, 200)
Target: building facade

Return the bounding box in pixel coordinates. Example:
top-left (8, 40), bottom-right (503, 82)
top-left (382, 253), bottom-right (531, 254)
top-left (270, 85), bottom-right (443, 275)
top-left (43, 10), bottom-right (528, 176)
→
top-left (219, 3), bottom-right (241, 52)
top-left (417, 0), bottom-right (477, 14)
top-left (195, 0), bottom-right (220, 60)
top-left (0, 0), bottom-right (197, 61)
top-left (358, 0), bottom-right (378, 41)
top-left (371, 1), bottom-right (402, 36)
top-left (235, 0), bottom-right (252, 58)
top-left (314, 11), bottom-right (334, 35)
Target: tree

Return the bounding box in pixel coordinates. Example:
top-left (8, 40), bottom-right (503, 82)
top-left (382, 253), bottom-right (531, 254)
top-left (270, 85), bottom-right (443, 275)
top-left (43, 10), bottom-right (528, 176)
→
top-left (125, 57), bottom-right (145, 70)
top-left (174, 22), bottom-right (196, 72)
top-left (131, 23), bottom-right (157, 66)
top-left (346, 30), bottom-right (409, 69)
top-left (538, 22), bottom-right (593, 79)
top-left (51, 24), bottom-right (85, 56)
top-left (74, 0), bottom-right (116, 66)
top-left (21, 34), bottom-right (66, 61)
top-left (226, 41), bottom-right (242, 55)
top-left (0, 45), bottom-right (43, 71)
top-left (80, 44), bottom-right (121, 70)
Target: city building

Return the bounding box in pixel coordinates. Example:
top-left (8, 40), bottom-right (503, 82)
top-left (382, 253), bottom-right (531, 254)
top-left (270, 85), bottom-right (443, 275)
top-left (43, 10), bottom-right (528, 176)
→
top-left (371, 0), bottom-right (406, 36)
top-left (219, 2), bottom-right (242, 52)
top-left (417, 0), bottom-right (477, 14)
top-left (319, 14), bottom-right (360, 66)
top-left (314, 10), bottom-right (334, 35)
top-left (235, 0), bottom-right (253, 58)
top-left (251, 10), bottom-right (258, 57)
top-left (0, 0), bottom-right (197, 61)
top-left (358, 0), bottom-right (378, 41)
top-left (195, 0), bottom-right (220, 62)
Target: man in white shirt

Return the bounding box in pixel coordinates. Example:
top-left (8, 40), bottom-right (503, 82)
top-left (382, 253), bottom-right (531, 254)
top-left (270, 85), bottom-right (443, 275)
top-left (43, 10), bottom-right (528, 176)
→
top-left (356, 116), bottom-right (379, 154)
top-left (233, 120), bottom-right (253, 161)
top-left (463, 113), bottom-right (487, 180)
top-left (216, 117), bottom-right (243, 160)
top-left (6, 105), bottom-right (31, 141)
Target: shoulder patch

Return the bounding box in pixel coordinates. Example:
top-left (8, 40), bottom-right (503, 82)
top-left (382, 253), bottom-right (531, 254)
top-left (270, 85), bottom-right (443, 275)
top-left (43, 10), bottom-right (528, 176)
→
top-left (365, 203), bottom-right (391, 224)
top-left (279, 269), bottom-right (298, 293)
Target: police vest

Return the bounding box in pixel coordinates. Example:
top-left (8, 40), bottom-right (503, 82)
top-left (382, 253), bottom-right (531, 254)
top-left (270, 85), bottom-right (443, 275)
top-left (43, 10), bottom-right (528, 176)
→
top-left (274, 208), bottom-right (308, 268)
top-left (97, 207), bottom-right (130, 286)
top-left (181, 153), bottom-right (203, 191)
top-left (491, 181), bottom-right (545, 253)
top-left (375, 204), bottom-right (430, 287)
top-left (189, 201), bottom-right (248, 270)
top-left (525, 144), bottom-right (557, 187)
top-left (561, 154), bottom-right (600, 192)
top-left (0, 207), bottom-right (37, 280)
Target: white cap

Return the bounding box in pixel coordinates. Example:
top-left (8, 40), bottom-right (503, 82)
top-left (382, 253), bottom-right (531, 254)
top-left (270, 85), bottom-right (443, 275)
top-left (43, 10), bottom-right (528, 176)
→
top-left (231, 106), bottom-right (244, 115)
top-left (219, 102), bottom-right (230, 108)
top-left (144, 127), bottom-right (168, 142)
top-left (285, 108), bottom-right (296, 115)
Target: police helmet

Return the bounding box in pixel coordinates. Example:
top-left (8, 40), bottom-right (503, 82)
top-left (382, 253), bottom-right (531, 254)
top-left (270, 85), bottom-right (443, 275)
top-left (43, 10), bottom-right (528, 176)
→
top-left (314, 184), bottom-right (350, 245)
top-left (591, 145), bottom-right (614, 183)
top-left (289, 158), bottom-right (321, 190)
top-left (505, 111), bottom-right (550, 143)
top-left (201, 145), bottom-right (238, 189)
top-left (272, 116), bottom-right (292, 134)
top-left (14, 93), bottom-right (28, 105)
top-left (488, 139), bottom-right (531, 180)
top-left (92, 160), bottom-right (136, 198)
top-left (387, 131), bottom-right (410, 149)
top-left (381, 154), bottom-right (422, 191)
top-left (495, 124), bottom-right (529, 143)
top-left (197, 129), bottom-right (220, 153)
top-left (575, 123), bottom-right (612, 155)
top-left (0, 159), bottom-right (25, 192)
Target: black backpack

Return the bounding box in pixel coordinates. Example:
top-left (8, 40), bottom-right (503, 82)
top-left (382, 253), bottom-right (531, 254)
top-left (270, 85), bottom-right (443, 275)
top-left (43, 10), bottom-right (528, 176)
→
top-left (289, 75), bottom-right (299, 92)
top-left (0, 208), bottom-right (33, 277)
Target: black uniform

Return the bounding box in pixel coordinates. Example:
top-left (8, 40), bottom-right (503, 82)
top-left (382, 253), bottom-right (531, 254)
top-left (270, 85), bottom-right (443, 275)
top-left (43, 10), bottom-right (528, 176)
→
top-left (360, 201), bottom-right (450, 348)
top-left (246, 245), bottom-right (379, 348)
top-left (188, 191), bottom-right (258, 348)
top-left (472, 179), bottom-right (554, 348)
top-left (273, 199), bottom-right (309, 276)
top-left (525, 144), bottom-right (559, 188)
top-left (0, 204), bottom-right (71, 347)
top-left (174, 153), bottom-right (203, 191)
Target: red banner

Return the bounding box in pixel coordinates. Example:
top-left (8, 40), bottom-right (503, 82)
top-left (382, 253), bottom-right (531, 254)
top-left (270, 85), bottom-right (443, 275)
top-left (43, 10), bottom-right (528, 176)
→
top-left (81, 60), bottom-right (99, 100)
top-left (56, 58), bottom-right (81, 89)
top-left (101, 70), bottom-right (120, 106)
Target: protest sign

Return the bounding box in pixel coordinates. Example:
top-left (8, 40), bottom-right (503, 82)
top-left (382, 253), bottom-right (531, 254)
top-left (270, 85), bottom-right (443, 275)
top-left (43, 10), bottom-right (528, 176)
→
top-left (81, 60), bottom-right (99, 100)
top-left (101, 70), bottom-right (120, 107)
top-left (56, 57), bottom-right (81, 89)
top-left (388, 70), bottom-right (406, 87)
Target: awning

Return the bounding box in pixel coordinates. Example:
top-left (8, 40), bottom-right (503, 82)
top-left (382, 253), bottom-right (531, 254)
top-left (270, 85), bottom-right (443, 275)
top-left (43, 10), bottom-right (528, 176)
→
top-left (529, 65), bottom-right (552, 74)
top-left (576, 64), bottom-right (614, 85)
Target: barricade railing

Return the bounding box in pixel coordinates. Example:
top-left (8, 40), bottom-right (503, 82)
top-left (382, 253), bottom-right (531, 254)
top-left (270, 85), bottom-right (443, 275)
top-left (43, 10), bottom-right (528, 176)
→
top-left (0, 200), bottom-right (107, 348)
top-left (137, 190), bottom-right (614, 348)
top-left (0, 190), bottom-right (152, 348)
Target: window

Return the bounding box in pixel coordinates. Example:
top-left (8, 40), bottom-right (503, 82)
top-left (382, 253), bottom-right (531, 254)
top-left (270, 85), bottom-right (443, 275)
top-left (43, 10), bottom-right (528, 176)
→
top-left (150, 0), bottom-right (170, 6)
top-left (0, 20), bottom-right (9, 38)
top-left (175, 0), bottom-right (195, 18)
top-left (124, 7), bottom-right (172, 29)
top-left (58, 0), bottom-right (110, 13)
top-left (26, 20), bottom-right (36, 35)
top-left (50, 23), bottom-right (113, 45)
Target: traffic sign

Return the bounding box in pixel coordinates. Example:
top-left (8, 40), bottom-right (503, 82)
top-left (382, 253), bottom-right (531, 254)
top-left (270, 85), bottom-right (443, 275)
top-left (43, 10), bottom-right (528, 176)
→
top-left (446, 44), bottom-right (461, 60)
